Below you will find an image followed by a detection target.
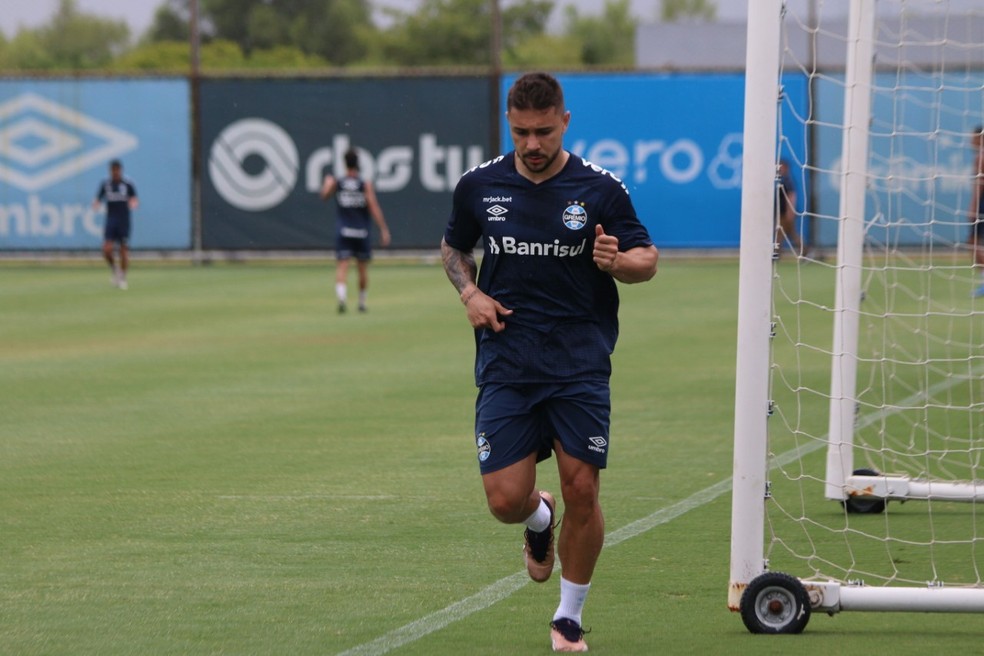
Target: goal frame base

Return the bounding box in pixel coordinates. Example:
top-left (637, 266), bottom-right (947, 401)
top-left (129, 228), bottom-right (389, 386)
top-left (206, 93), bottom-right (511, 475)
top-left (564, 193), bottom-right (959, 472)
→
top-left (804, 579), bottom-right (984, 614)
top-left (829, 474), bottom-right (984, 503)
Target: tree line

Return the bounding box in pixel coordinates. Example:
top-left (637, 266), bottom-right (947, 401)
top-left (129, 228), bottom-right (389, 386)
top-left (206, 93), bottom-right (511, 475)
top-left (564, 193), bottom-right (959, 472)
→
top-left (0, 0), bottom-right (706, 72)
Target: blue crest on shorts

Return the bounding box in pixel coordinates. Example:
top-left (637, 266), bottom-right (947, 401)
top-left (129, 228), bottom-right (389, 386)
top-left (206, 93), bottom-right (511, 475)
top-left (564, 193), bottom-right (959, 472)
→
top-left (562, 204), bottom-right (587, 230)
top-left (477, 434), bottom-right (491, 462)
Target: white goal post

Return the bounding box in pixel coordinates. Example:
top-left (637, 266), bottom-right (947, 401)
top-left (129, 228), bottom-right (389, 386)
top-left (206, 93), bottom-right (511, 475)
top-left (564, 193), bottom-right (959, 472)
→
top-left (730, 0), bottom-right (984, 633)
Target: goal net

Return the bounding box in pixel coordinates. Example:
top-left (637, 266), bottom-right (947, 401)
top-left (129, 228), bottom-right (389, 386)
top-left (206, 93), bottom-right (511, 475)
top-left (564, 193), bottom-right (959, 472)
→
top-left (730, 0), bottom-right (984, 633)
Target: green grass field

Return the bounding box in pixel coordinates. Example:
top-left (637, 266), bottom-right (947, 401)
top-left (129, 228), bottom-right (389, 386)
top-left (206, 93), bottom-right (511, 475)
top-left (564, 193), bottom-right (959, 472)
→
top-left (3, 259), bottom-right (984, 655)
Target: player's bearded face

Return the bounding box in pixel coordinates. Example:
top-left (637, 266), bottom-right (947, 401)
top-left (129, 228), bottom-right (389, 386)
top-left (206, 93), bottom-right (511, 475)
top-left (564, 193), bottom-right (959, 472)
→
top-left (508, 107), bottom-right (570, 178)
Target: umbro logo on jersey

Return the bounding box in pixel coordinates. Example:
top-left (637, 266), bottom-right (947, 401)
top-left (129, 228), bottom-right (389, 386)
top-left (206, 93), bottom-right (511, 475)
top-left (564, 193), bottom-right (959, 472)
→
top-left (486, 204), bottom-right (508, 221)
top-left (587, 436), bottom-right (608, 454)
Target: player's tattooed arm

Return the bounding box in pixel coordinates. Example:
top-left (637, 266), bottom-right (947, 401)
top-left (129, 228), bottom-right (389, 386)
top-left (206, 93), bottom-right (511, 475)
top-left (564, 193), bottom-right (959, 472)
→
top-left (441, 238), bottom-right (478, 295)
top-left (441, 237), bottom-right (512, 332)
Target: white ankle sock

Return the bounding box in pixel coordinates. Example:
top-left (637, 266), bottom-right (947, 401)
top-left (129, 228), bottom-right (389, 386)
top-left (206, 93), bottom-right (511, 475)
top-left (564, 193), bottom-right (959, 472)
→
top-left (554, 578), bottom-right (591, 625)
top-left (523, 497), bottom-right (552, 533)
top-left (335, 282), bottom-right (347, 303)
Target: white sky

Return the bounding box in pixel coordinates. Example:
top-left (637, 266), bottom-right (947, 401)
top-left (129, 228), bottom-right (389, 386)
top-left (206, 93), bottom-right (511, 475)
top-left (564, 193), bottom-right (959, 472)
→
top-left (1, 1), bottom-right (979, 40)
top-left (0, 0), bottom-right (748, 39)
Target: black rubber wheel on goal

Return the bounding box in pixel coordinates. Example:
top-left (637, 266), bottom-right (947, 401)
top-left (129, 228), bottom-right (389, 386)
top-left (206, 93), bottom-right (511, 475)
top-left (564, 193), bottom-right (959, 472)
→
top-left (739, 572), bottom-right (811, 634)
top-left (842, 468), bottom-right (887, 514)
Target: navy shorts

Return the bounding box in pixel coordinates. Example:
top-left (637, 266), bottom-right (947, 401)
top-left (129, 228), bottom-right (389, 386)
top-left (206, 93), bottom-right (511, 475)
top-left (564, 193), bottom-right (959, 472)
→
top-left (474, 381), bottom-right (611, 474)
top-left (104, 219), bottom-right (130, 244)
top-left (336, 235), bottom-right (371, 261)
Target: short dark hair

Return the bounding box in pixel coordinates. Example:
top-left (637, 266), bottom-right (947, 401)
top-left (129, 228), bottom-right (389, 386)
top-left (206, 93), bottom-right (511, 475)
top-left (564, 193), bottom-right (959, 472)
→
top-left (507, 72), bottom-right (565, 113)
top-left (110, 159), bottom-right (122, 169)
top-left (344, 149), bottom-right (359, 170)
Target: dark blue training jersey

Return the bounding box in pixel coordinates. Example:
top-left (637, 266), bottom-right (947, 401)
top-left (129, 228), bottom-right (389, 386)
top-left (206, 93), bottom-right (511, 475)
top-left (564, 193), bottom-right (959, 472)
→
top-left (777, 173), bottom-right (794, 217)
top-left (334, 175), bottom-right (371, 239)
top-left (444, 151), bottom-right (654, 385)
top-left (96, 178), bottom-right (137, 224)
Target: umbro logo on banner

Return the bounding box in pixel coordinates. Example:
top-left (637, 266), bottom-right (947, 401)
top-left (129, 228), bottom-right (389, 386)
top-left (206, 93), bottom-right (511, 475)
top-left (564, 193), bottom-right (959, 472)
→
top-left (0, 93), bottom-right (138, 192)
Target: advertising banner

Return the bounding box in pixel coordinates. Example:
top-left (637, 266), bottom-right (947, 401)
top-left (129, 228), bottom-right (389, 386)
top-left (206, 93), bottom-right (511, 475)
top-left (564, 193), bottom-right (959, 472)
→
top-left (501, 73), bottom-right (809, 249)
top-left (814, 72), bottom-right (984, 248)
top-left (200, 77), bottom-right (490, 249)
top-left (0, 79), bottom-right (191, 250)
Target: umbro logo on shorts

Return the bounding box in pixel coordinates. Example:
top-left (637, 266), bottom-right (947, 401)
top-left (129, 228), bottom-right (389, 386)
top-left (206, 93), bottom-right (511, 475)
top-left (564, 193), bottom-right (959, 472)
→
top-left (587, 436), bottom-right (608, 454)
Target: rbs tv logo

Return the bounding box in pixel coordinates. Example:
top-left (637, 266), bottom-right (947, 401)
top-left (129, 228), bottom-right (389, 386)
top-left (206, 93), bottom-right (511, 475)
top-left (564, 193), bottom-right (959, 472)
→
top-left (208, 118), bottom-right (299, 212)
top-left (208, 117), bottom-right (484, 212)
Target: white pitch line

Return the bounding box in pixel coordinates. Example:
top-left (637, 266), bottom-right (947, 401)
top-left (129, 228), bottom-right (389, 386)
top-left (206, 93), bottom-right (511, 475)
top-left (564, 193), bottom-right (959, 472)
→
top-left (335, 472), bottom-right (744, 656)
top-left (334, 572), bottom-right (533, 656)
top-left (217, 495), bottom-right (398, 501)
top-left (337, 365), bottom-right (982, 655)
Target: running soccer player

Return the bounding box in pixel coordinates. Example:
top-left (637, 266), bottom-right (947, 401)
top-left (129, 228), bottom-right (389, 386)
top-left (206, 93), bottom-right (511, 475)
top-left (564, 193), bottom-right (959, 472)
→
top-left (320, 148), bottom-right (391, 313)
top-left (93, 159), bottom-right (138, 290)
top-left (969, 126), bottom-right (984, 296)
top-left (441, 72), bottom-right (659, 652)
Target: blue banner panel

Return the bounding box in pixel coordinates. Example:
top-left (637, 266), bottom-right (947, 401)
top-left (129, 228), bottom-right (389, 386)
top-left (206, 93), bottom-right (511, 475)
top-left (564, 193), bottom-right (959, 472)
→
top-left (814, 72), bottom-right (984, 248)
top-left (501, 73), bottom-right (809, 249)
top-left (0, 79), bottom-right (191, 250)
top-left (200, 77), bottom-right (490, 249)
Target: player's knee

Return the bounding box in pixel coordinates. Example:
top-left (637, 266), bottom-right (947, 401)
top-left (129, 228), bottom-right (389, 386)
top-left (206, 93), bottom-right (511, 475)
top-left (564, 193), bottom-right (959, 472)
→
top-left (484, 489), bottom-right (528, 524)
top-left (559, 475), bottom-right (600, 515)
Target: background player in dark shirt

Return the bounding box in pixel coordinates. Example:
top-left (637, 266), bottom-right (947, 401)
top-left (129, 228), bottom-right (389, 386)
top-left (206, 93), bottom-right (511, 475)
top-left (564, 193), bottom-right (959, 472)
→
top-left (441, 72), bottom-right (658, 652)
top-left (93, 159), bottom-right (138, 290)
top-left (969, 127), bottom-right (984, 296)
top-left (774, 159), bottom-right (802, 258)
top-left (320, 149), bottom-right (391, 313)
